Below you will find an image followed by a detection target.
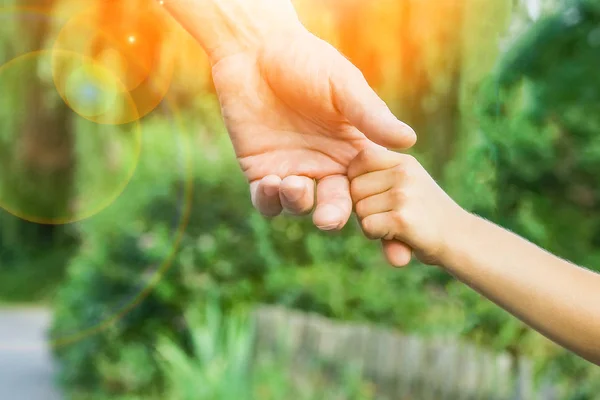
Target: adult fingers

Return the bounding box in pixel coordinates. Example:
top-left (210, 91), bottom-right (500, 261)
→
top-left (250, 175), bottom-right (283, 217)
top-left (280, 176), bottom-right (315, 215)
top-left (330, 60), bottom-right (417, 150)
top-left (313, 175), bottom-right (352, 231)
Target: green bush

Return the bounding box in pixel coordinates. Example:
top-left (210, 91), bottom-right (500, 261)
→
top-left (51, 2), bottom-right (600, 395)
top-left (52, 99), bottom-right (599, 400)
top-left (50, 111), bottom-right (461, 398)
top-left (446, 0), bottom-right (600, 396)
top-left (157, 304), bottom-right (378, 400)
top-left (0, 210), bottom-right (78, 303)
top-left (63, 303), bottom-right (380, 400)
top-left (0, 24), bottom-right (79, 303)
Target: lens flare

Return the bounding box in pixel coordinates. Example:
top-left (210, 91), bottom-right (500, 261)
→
top-left (63, 61), bottom-right (120, 118)
top-left (0, 5), bottom-right (194, 348)
top-left (52, 1), bottom-right (176, 124)
top-left (0, 50), bottom-right (141, 225)
top-left (50, 97), bottom-right (194, 349)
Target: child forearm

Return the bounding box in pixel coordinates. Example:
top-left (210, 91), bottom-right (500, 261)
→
top-left (163, 0), bottom-right (303, 63)
top-left (442, 212), bottom-right (600, 365)
top-left (348, 148), bottom-right (600, 365)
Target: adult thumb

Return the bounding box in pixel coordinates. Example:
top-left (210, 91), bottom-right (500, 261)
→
top-left (331, 62), bottom-right (417, 149)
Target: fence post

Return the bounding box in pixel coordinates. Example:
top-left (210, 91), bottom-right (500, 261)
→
top-left (252, 306), bottom-right (557, 400)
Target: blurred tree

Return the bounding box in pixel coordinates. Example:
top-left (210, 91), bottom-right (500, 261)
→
top-left (0, 0), bottom-right (79, 302)
top-left (46, 0), bottom-right (600, 396)
top-left (335, 0), bottom-right (384, 89)
top-left (396, 0), bottom-right (470, 179)
top-left (505, 0), bottom-right (563, 45)
top-left (487, 0), bottom-right (600, 266)
top-left (13, 0), bottom-right (75, 222)
top-left (450, 0), bottom-right (600, 395)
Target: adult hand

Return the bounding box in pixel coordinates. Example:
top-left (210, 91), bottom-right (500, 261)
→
top-left (164, 0), bottom-right (416, 265)
top-left (212, 27), bottom-right (416, 232)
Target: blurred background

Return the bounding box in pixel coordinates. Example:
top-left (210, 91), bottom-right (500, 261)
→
top-left (0, 0), bottom-right (599, 399)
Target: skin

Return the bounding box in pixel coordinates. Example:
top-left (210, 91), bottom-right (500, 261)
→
top-left (165, 0), bottom-right (600, 366)
top-left (163, 0), bottom-right (416, 264)
top-left (348, 147), bottom-right (600, 366)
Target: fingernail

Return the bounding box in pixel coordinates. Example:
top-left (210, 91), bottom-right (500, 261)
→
top-left (315, 205), bottom-right (344, 231)
top-left (318, 223), bottom-right (343, 231)
top-left (282, 188), bottom-right (303, 202)
top-left (263, 185), bottom-right (279, 197)
top-left (404, 124), bottom-right (417, 140)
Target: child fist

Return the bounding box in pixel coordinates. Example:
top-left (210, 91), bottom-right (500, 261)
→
top-left (348, 148), bottom-right (466, 266)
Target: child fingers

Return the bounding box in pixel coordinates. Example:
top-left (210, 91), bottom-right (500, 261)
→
top-left (350, 170), bottom-right (396, 202)
top-left (348, 147), bottom-right (406, 181)
top-left (360, 212), bottom-right (397, 240)
top-left (355, 191), bottom-right (395, 220)
top-left (382, 240), bottom-right (413, 268)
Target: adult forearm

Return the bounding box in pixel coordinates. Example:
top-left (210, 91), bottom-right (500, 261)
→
top-left (163, 0), bottom-right (304, 63)
top-left (441, 212), bottom-right (600, 365)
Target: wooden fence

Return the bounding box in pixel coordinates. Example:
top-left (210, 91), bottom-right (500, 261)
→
top-left (252, 306), bottom-right (560, 400)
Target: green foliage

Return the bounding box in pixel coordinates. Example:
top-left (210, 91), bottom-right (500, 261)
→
top-left (485, 0), bottom-right (600, 265)
top-left (446, 0), bottom-right (600, 396)
top-left (50, 112), bottom-right (464, 398)
top-left (0, 214), bottom-right (77, 302)
top-left (64, 303), bottom-right (379, 400)
top-left (157, 305), bottom-right (255, 400)
top-left (265, 261), bottom-right (466, 335)
top-left (44, 2), bottom-right (600, 399)
top-left (157, 304), bottom-right (377, 400)
top-left (0, 3), bottom-right (79, 303)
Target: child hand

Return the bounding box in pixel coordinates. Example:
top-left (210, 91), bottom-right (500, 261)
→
top-left (348, 147), bottom-right (466, 266)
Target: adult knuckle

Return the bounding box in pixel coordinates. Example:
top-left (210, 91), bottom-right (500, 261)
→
top-left (358, 148), bottom-right (375, 165)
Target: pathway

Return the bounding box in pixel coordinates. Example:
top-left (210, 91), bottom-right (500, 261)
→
top-left (0, 309), bottom-right (62, 400)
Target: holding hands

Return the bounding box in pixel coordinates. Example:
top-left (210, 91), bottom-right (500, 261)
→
top-left (348, 148), bottom-right (466, 267)
top-left (165, 0), bottom-right (434, 266)
top-left (211, 28), bottom-right (417, 231)
top-left (165, 0), bottom-right (600, 365)
top-left (165, 0), bottom-right (416, 250)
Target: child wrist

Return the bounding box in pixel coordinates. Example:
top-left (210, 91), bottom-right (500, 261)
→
top-left (436, 207), bottom-right (473, 268)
